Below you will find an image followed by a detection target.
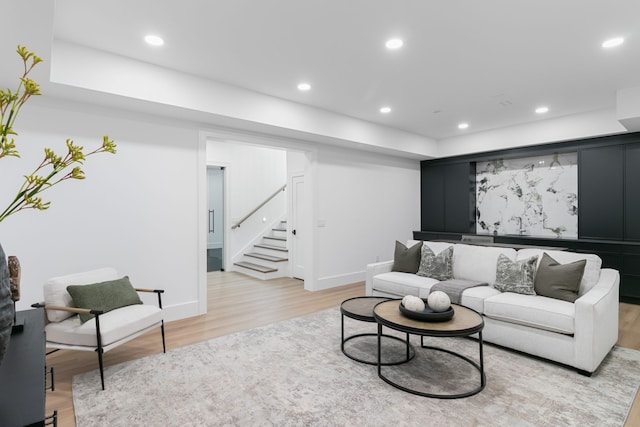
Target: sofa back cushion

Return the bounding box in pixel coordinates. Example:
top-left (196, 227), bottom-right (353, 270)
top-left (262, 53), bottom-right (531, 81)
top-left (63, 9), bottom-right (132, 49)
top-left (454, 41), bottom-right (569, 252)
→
top-left (452, 244), bottom-right (517, 285)
top-left (516, 249), bottom-right (602, 295)
top-left (43, 267), bottom-right (120, 323)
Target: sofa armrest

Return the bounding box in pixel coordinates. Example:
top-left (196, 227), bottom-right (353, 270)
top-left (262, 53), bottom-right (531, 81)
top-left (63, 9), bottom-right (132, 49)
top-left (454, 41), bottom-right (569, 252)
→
top-left (574, 268), bottom-right (620, 373)
top-left (365, 260), bottom-right (394, 295)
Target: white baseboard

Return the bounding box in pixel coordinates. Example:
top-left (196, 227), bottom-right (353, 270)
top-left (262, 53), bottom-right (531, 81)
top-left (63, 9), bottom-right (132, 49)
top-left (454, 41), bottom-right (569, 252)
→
top-left (162, 300), bottom-right (201, 322)
top-left (315, 271), bottom-right (365, 291)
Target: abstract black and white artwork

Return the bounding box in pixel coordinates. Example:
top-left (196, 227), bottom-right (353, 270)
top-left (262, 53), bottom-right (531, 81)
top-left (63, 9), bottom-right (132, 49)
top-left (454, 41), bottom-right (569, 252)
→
top-left (475, 153), bottom-right (578, 238)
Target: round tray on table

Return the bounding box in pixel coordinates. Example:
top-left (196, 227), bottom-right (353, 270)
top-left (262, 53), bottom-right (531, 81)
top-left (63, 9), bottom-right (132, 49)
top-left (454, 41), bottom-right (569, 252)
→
top-left (399, 300), bottom-right (454, 322)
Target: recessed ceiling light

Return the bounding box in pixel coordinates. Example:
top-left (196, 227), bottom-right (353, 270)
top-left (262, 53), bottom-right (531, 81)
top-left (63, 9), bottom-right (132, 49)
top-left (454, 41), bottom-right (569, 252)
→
top-left (458, 123), bottom-right (469, 130)
top-left (535, 106), bottom-right (549, 114)
top-left (144, 35), bottom-right (164, 46)
top-left (385, 38), bottom-right (403, 49)
top-left (297, 82), bottom-right (311, 91)
top-left (602, 37), bottom-right (624, 48)
top-left (379, 106), bottom-right (392, 114)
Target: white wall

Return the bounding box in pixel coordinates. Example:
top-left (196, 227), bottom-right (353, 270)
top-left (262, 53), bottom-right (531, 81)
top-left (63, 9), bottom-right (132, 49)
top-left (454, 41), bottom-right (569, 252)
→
top-left (1, 101), bottom-right (200, 321)
top-left (314, 146), bottom-right (420, 289)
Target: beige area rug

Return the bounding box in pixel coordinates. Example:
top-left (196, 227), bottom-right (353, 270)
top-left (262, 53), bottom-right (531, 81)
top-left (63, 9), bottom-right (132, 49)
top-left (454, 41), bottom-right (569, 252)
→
top-left (73, 308), bottom-right (640, 426)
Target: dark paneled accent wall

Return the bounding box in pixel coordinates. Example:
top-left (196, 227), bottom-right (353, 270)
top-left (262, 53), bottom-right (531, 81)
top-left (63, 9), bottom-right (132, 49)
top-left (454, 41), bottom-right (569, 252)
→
top-left (579, 146), bottom-right (624, 240)
top-left (420, 162), bottom-right (475, 233)
top-left (417, 131), bottom-right (640, 303)
top-left (625, 145), bottom-right (640, 241)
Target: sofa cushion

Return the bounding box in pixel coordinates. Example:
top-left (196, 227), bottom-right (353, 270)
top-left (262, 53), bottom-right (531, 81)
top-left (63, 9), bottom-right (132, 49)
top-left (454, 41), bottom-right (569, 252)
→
top-left (45, 304), bottom-right (162, 347)
top-left (392, 240), bottom-right (422, 273)
top-left (372, 271), bottom-right (439, 298)
top-left (43, 267), bottom-right (120, 323)
top-left (452, 244), bottom-right (517, 285)
top-left (417, 245), bottom-right (453, 280)
top-left (67, 276), bottom-right (143, 323)
top-left (534, 253), bottom-right (586, 302)
top-left (484, 293), bottom-right (575, 334)
top-left (459, 285), bottom-right (502, 314)
top-left (494, 254), bottom-right (538, 295)
top-left (516, 249), bottom-right (601, 296)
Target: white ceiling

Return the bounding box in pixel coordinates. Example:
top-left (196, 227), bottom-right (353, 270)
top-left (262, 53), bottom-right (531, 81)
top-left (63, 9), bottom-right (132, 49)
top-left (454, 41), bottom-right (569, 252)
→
top-left (53, 0), bottom-right (640, 140)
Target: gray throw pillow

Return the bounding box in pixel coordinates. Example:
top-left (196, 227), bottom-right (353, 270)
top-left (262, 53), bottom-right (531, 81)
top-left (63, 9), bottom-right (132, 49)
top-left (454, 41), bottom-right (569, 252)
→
top-left (494, 254), bottom-right (538, 295)
top-left (391, 241), bottom-right (422, 273)
top-left (416, 245), bottom-right (454, 280)
top-left (67, 276), bottom-right (143, 323)
top-left (534, 253), bottom-right (586, 302)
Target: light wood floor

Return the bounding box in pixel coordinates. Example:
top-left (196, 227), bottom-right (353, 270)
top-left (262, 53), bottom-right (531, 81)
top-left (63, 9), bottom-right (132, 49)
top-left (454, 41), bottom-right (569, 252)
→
top-left (45, 271), bottom-right (640, 426)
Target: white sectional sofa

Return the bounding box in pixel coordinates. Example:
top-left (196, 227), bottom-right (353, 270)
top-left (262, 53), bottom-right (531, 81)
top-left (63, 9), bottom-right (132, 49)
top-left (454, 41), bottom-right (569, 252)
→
top-left (365, 240), bottom-right (620, 375)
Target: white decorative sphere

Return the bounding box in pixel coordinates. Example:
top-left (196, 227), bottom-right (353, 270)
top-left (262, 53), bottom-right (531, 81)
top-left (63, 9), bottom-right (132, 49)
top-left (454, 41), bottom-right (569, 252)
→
top-left (402, 295), bottom-right (425, 312)
top-left (428, 291), bottom-right (451, 312)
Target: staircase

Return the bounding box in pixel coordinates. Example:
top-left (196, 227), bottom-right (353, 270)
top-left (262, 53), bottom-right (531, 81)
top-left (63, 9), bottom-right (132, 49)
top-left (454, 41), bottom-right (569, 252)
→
top-left (234, 220), bottom-right (289, 279)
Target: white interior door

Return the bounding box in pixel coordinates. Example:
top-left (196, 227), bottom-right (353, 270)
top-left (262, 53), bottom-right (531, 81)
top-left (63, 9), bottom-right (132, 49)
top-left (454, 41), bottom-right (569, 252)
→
top-left (291, 175), bottom-right (305, 279)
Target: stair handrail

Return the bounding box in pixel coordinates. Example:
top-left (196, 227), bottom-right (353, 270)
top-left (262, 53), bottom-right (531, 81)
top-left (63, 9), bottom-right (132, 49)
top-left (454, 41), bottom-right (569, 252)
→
top-left (231, 184), bottom-right (287, 229)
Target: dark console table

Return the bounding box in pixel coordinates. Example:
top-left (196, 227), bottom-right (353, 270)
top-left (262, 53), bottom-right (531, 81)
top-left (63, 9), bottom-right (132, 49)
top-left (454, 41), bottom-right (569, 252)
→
top-left (0, 308), bottom-right (48, 427)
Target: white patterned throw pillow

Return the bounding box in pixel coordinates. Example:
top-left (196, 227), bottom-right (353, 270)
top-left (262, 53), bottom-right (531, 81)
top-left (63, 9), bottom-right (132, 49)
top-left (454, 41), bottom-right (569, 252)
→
top-left (416, 245), bottom-right (453, 280)
top-left (494, 254), bottom-right (538, 295)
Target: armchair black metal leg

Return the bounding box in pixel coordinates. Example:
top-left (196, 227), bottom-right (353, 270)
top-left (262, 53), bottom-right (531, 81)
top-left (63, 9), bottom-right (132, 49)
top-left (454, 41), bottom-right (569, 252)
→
top-left (94, 312), bottom-right (106, 390)
top-left (96, 347), bottom-right (105, 390)
top-left (160, 320), bottom-right (166, 353)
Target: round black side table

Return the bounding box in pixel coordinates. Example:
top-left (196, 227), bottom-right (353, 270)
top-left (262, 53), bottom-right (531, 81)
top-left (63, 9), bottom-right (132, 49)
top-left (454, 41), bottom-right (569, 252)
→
top-left (340, 296), bottom-right (414, 366)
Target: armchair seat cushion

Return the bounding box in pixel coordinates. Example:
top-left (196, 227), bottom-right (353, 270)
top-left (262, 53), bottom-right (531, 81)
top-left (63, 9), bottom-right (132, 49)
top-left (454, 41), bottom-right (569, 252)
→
top-left (45, 304), bottom-right (162, 347)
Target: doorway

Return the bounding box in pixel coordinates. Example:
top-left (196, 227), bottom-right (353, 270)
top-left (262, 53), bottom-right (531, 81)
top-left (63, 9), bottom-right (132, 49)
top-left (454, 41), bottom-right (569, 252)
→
top-left (207, 166), bottom-right (224, 272)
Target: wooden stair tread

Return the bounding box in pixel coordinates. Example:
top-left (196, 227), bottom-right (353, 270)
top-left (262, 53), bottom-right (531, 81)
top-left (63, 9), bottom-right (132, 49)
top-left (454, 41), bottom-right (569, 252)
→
top-left (234, 261), bottom-right (277, 273)
top-left (264, 236), bottom-right (287, 241)
top-left (245, 253), bottom-right (288, 262)
top-left (254, 244), bottom-right (288, 252)
top-left (272, 228), bottom-right (287, 232)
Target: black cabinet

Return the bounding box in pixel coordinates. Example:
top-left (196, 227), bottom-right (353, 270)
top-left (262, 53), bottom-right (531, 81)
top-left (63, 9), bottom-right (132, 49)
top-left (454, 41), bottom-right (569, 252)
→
top-left (0, 309), bottom-right (46, 427)
top-left (421, 162), bottom-right (474, 233)
top-left (579, 146), bottom-right (624, 240)
top-left (420, 164), bottom-right (445, 231)
top-left (444, 162), bottom-right (475, 233)
top-left (625, 144), bottom-right (640, 241)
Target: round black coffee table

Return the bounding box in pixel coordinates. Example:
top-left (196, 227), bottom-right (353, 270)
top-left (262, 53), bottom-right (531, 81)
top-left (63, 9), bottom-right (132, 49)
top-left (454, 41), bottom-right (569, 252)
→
top-left (340, 296), bottom-right (414, 366)
top-left (373, 299), bottom-right (485, 399)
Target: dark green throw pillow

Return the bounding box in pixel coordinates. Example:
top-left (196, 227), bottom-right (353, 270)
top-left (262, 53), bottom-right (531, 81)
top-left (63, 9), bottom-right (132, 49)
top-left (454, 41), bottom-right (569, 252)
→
top-left (392, 241), bottom-right (422, 273)
top-left (67, 276), bottom-right (142, 323)
top-left (534, 253), bottom-right (586, 303)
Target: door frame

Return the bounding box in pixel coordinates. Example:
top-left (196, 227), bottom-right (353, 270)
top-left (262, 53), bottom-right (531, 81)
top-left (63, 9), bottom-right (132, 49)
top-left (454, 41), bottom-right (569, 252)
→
top-left (289, 172), bottom-right (305, 279)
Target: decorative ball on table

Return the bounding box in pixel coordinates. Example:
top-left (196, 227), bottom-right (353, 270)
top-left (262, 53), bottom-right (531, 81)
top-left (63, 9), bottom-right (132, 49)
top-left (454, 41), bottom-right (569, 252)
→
top-left (401, 295), bottom-right (425, 312)
top-left (427, 291), bottom-right (451, 312)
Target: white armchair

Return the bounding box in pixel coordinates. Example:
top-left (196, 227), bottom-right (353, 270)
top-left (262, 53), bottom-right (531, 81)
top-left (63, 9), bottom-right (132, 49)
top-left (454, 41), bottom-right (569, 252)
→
top-left (34, 267), bottom-right (165, 390)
